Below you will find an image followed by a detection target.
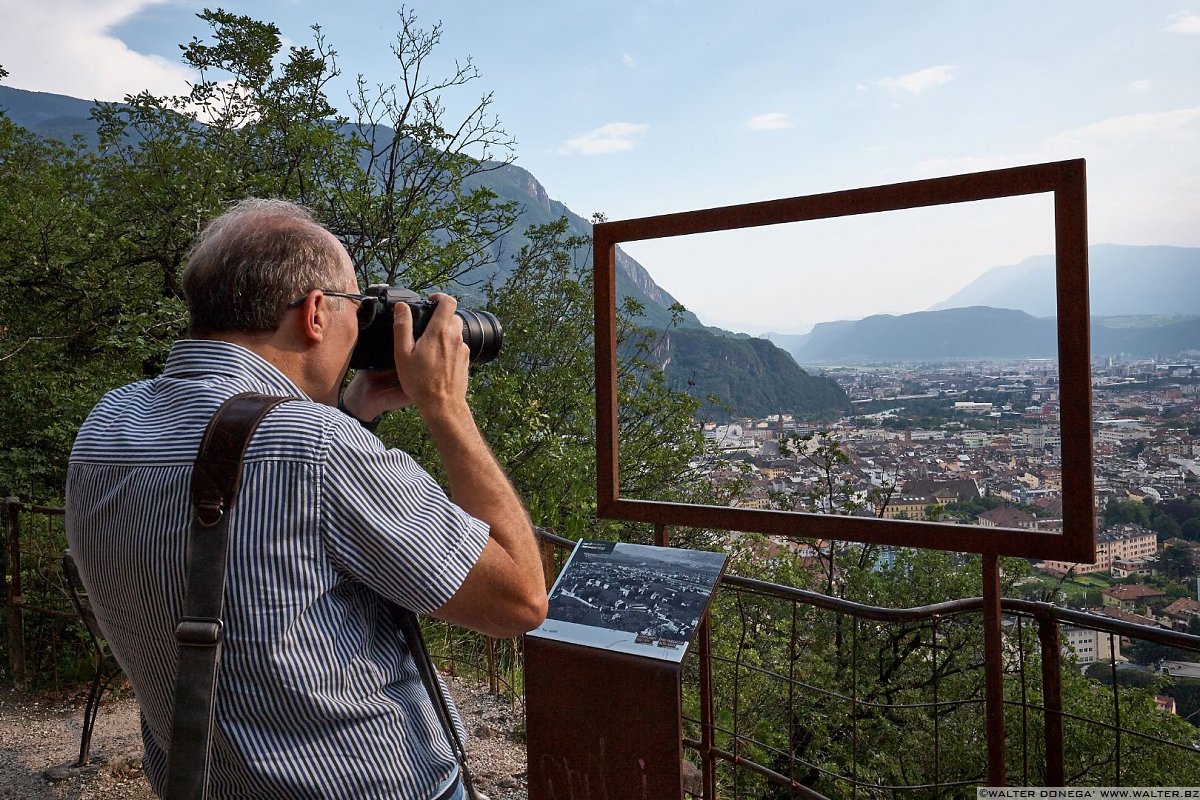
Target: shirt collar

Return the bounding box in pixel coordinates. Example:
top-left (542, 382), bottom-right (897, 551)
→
top-left (162, 339), bottom-right (310, 399)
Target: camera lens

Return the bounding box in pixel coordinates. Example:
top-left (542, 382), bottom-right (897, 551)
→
top-left (458, 309), bottom-right (503, 364)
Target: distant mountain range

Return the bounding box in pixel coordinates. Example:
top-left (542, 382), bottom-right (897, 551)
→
top-left (0, 85), bottom-right (848, 416)
top-left (930, 244), bottom-right (1200, 317)
top-left (0, 85), bottom-right (111, 148)
top-left (767, 306), bottom-right (1200, 363)
top-left (9, 85), bottom-right (1195, 385)
top-left (763, 244), bottom-right (1200, 362)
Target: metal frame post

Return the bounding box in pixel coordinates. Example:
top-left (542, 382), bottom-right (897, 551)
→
top-left (983, 554), bottom-right (1005, 786)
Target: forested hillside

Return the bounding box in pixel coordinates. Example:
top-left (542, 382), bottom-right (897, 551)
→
top-left (659, 329), bottom-right (849, 418)
top-left (0, 12), bottom-right (715, 518)
top-left (0, 81), bottom-right (843, 421)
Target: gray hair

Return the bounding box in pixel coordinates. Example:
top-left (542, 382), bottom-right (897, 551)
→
top-left (182, 199), bottom-right (347, 335)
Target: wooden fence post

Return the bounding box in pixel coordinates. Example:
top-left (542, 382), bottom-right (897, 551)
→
top-left (3, 498), bottom-right (26, 686)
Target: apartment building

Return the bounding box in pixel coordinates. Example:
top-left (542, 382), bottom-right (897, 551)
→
top-left (1039, 523), bottom-right (1158, 576)
top-left (1063, 624), bottom-right (1121, 666)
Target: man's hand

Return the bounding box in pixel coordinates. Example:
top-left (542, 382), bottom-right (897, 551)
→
top-left (391, 293), bottom-right (471, 416)
top-left (340, 293), bottom-right (469, 423)
top-left (341, 368), bottom-right (411, 423)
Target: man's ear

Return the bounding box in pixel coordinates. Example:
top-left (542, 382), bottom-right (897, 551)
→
top-left (290, 291), bottom-right (328, 344)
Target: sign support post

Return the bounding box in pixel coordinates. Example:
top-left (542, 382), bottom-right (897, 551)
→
top-left (526, 637), bottom-right (684, 799)
top-left (524, 539), bottom-right (727, 800)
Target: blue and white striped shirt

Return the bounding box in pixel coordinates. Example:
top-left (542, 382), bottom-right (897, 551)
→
top-left (66, 339), bottom-right (490, 799)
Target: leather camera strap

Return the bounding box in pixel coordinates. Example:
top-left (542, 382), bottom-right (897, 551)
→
top-left (397, 607), bottom-right (484, 800)
top-left (165, 392), bottom-right (291, 800)
top-left (165, 392), bottom-right (481, 800)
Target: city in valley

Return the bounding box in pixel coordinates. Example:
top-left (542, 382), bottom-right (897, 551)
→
top-left (685, 355), bottom-right (1200, 692)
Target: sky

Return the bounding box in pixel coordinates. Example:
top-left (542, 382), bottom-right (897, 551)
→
top-left (2, 1), bottom-right (1198, 334)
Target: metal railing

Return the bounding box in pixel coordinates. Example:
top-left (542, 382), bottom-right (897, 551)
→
top-left (8, 503), bottom-right (1200, 795)
top-left (689, 571), bottom-right (1200, 797)
top-left (530, 529), bottom-right (1200, 797)
top-left (1, 498), bottom-right (88, 687)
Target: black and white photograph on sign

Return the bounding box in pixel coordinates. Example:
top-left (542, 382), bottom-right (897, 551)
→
top-left (528, 540), bottom-right (727, 662)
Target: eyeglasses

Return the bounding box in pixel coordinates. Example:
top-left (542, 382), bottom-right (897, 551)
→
top-left (287, 289), bottom-right (380, 329)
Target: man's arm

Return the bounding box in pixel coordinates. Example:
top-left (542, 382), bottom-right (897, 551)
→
top-left (419, 399), bottom-right (548, 637)
top-left (344, 294), bottom-right (547, 638)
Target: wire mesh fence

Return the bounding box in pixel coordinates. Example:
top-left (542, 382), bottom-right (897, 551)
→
top-left (1, 499), bottom-right (93, 689)
top-left (6, 507), bottom-right (1200, 796)
top-left (679, 573), bottom-right (1200, 798)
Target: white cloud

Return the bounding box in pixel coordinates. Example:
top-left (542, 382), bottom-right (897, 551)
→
top-left (903, 105), bottom-right (1200, 245)
top-left (877, 65), bottom-right (957, 95)
top-left (1048, 106), bottom-right (1200, 147)
top-left (1166, 12), bottom-right (1200, 33)
top-left (0, 0), bottom-right (195, 102)
top-left (746, 112), bottom-right (793, 131)
top-left (1132, 79), bottom-right (1152, 92)
top-left (558, 122), bottom-right (649, 156)
top-left (621, 52), bottom-right (637, 68)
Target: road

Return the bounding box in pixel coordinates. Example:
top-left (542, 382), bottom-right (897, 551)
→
top-left (1159, 660), bottom-right (1200, 679)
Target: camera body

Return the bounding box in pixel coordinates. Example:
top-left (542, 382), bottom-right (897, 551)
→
top-left (349, 284), bottom-right (503, 370)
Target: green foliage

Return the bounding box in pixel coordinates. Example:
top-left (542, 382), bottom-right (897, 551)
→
top-left (774, 430), bottom-right (882, 516)
top-left (700, 538), bottom-right (1200, 795)
top-left (943, 493), bottom-right (1006, 521)
top-left (1085, 662), bottom-right (1159, 690)
top-left (1127, 636), bottom-right (1200, 666)
top-left (378, 218), bottom-right (716, 543)
top-left (1105, 495), bottom-right (1200, 540)
top-left (1163, 678), bottom-right (1200, 724)
top-left (1160, 543), bottom-right (1195, 581)
top-left (0, 8), bottom-right (516, 501)
top-left (475, 220), bottom-right (604, 535)
top-left (1105, 497), bottom-right (1152, 528)
top-left (1053, 662), bottom-right (1200, 786)
top-left (658, 328), bottom-right (850, 420)
top-left (0, 117), bottom-right (122, 501)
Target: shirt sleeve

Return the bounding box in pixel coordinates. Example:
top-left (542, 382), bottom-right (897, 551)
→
top-left (319, 417), bottom-right (490, 614)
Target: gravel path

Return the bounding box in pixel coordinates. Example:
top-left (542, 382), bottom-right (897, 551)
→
top-left (0, 678), bottom-right (529, 799)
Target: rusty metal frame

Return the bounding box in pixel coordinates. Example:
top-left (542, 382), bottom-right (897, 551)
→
top-left (593, 159), bottom-right (1094, 562)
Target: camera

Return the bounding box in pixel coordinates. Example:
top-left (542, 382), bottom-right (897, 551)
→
top-left (349, 285), bottom-right (503, 370)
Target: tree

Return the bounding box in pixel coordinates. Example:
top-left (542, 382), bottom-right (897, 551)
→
top-left (1159, 544), bottom-right (1195, 582)
top-left (1104, 498), bottom-right (1152, 529)
top-left (336, 8), bottom-right (519, 291)
top-left (1151, 510), bottom-right (1183, 539)
top-left (378, 217), bottom-right (718, 544)
top-left (1184, 517), bottom-right (1200, 542)
top-left (0, 113), bottom-right (111, 499)
top-left (92, 8), bottom-right (521, 296)
top-left (0, 8), bottom-right (519, 502)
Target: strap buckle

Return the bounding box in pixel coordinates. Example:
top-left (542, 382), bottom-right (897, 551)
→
top-left (194, 503), bottom-right (224, 528)
top-left (175, 616), bottom-right (223, 647)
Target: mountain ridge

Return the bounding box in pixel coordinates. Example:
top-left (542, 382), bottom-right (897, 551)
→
top-left (768, 307), bottom-right (1200, 363)
top-left (0, 84), bottom-right (848, 416)
top-left (929, 243), bottom-right (1200, 317)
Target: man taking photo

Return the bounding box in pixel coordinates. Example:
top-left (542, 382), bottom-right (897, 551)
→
top-left (66, 198), bottom-right (547, 799)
